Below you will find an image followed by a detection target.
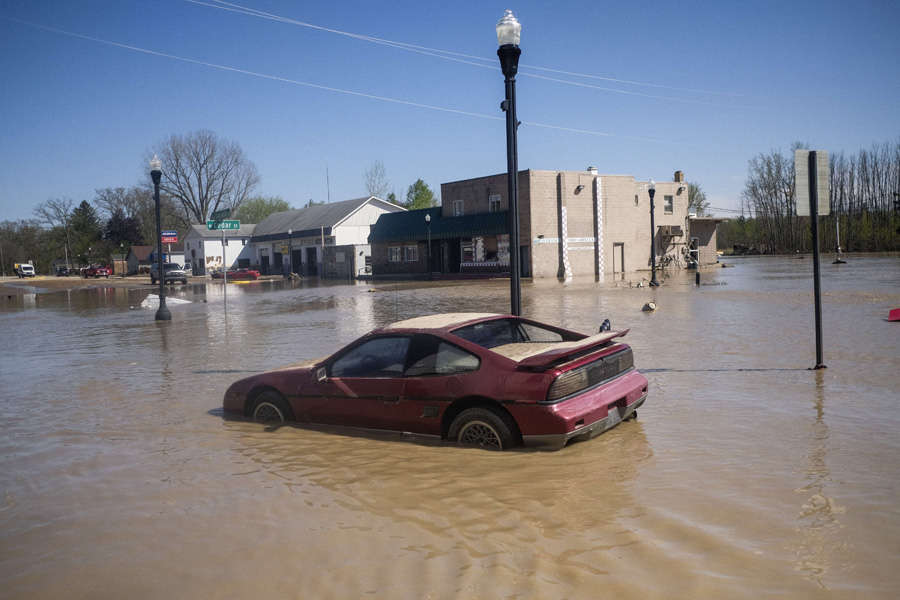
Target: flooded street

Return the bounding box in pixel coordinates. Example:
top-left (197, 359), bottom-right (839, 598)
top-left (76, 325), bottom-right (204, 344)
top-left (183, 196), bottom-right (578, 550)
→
top-left (2, 256), bottom-right (899, 599)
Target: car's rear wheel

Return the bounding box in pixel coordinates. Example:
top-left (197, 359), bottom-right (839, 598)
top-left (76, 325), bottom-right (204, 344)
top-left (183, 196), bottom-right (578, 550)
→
top-left (249, 391), bottom-right (294, 424)
top-left (449, 407), bottom-right (516, 450)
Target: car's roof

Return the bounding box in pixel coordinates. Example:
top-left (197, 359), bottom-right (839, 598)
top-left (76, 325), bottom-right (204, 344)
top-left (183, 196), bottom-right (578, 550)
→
top-left (384, 312), bottom-right (504, 331)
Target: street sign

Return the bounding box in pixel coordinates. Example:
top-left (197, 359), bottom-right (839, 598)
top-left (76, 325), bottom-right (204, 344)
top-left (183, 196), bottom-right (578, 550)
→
top-left (206, 220), bottom-right (240, 230)
top-left (210, 208), bottom-right (231, 221)
top-left (795, 150), bottom-right (830, 216)
top-left (161, 230), bottom-right (178, 243)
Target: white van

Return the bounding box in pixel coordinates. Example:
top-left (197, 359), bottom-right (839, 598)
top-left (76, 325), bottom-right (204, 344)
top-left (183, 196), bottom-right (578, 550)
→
top-left (15, 263), bottom-right (35, 278)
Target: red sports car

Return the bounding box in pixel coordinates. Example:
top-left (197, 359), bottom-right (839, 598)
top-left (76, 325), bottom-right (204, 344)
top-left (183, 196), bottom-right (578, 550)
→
top-left (211, 268), bottom-right (260, 280)
top-left (223, 313), bottom-right (648, 450)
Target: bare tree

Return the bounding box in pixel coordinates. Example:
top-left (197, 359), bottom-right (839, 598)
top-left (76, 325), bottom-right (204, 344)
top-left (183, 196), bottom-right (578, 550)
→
top-left (364, 160), bottom-right (391, 199)
top-left (33, 198), bottom-right (74, 267)
top-left (687, 183), bottom-right (710, 216)
top-left (93, 187), bottom-right (147, 220)
top-left (151, 130), bottom-right (260, 223)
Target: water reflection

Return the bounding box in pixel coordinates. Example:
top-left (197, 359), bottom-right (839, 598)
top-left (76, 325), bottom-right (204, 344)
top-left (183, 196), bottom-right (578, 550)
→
top-left (226, 417), bottom-right (652, 575)
top-left (793, 370), bottom-right (847, 588)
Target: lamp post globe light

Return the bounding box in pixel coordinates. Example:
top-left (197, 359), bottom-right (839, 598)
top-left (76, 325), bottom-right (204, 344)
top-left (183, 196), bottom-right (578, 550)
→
top-left (150, 155), bottom-right (171, 320)
top-left (497, 9), bottom-right (522, 316)
top-left (648, 179), bottom-right (659, 287)
top-left (424, 213), bottom-right (432, 277)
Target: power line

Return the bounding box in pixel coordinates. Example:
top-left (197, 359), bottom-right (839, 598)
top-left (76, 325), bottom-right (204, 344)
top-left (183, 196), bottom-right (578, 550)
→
top-left (188, 0), bottom-right (749, 103)
top-left (5, 17), bottom-right (673, 144)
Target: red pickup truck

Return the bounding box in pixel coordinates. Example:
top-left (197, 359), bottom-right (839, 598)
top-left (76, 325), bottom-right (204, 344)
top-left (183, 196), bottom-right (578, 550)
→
top-left (81, 265), bottom-right (111, 278)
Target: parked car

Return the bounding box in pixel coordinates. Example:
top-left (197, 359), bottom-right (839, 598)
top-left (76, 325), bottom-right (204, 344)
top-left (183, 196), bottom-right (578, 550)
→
top-left (14, 263), bottom-right (36, 278)
top-left (150, 262), bottom-right (188, 285)
top-left (211, 268), bottom-right (260, 280)
top-left (55, 265), bottom-right (73, 276)
top-left (223, 313), bottom-right (648, 450)
top-left (81, 264), bottom-right (111, 278)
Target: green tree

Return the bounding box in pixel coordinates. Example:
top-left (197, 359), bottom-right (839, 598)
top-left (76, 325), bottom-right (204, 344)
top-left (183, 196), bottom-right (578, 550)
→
top-left (404, 179), bottom-right (437, 210)
top-left (233, 196), bottom-right (292, 223)
top-left (70, 200), bottom-right (102, 262)
top-left (104, 209), bottom-right (143, 246)
top-left (687, 182), bottom-right (710, 216)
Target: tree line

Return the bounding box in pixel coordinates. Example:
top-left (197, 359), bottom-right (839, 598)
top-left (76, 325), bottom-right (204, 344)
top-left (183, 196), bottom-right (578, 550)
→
top-left (1, 131), bottom-right (438, 275)
top-left (719, 139), bottom-right (900, 253)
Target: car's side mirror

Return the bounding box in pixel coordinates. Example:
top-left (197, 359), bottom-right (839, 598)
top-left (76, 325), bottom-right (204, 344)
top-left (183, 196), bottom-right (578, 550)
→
top-left (316, 367), bottom-right (327, 382)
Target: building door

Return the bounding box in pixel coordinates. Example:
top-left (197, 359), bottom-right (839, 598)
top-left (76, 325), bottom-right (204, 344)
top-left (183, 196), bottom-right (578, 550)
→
top-left (613, 242), bottom-right (625, 277)
top-left (305, 247), bottom-right (318, 276)
top-left (291, 249), bottom-right (302, 274)
top-left (261, 255), bottom-right (270, 275)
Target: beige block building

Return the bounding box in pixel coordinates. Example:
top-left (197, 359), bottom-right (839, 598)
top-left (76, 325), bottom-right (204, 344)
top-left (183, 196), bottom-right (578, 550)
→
top-left (439, 168), bottom-right (694, 279)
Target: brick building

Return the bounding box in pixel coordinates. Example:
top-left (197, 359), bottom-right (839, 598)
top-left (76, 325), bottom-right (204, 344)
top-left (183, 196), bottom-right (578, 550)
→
top-left (370, 168), bottom-right (714, 279)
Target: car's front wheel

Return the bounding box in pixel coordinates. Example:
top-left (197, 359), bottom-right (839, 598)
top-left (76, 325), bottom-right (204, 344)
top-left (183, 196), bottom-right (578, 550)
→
top-left (248, 391), bottom-right (294, 424)
top-left (449, 407), bottom-right (516, 450)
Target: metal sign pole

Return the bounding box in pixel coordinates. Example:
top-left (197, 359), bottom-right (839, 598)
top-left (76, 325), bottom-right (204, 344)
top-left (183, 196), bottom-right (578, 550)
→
top-left (222, 228), bottom-right (227, 319)
top-left (808, 151), bottom-right (826, 369)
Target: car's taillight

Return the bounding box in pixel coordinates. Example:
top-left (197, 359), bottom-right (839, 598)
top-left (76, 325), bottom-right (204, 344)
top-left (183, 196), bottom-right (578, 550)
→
top-left (545, 348), bottom-right (634, 402)
top-left (546, 369), bottom-right (589, 401)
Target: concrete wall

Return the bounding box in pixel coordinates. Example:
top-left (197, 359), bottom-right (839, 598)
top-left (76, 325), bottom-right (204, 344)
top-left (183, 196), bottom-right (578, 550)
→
top-left (322, 245), bottom-right (363, 279)
top-left (689, 220), bottom-right (720, 265)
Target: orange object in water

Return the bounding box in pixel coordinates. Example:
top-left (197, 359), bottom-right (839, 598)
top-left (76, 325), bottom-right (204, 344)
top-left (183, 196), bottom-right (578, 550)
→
top-left (889, 308), bottom-right (900, 322)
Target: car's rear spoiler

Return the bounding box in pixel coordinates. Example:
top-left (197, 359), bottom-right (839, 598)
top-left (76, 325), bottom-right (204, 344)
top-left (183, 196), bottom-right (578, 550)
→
top-left (516, 329), bottom-right (629, 369)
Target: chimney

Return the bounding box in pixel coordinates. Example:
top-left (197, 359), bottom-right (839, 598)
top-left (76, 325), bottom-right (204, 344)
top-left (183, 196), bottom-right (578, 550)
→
top-left (587, 166), bottom-right (598, 175)
top-left (674, 170), bottom-right (684, 182)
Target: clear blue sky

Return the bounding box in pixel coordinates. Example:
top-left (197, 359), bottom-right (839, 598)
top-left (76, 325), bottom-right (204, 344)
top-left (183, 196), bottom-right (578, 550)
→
top-left (1, 0), bottom-right (898, 221)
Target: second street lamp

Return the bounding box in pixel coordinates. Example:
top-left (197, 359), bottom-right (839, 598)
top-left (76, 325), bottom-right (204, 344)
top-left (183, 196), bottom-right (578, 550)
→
top-left (648, 179), bottom-right (659, 287)
top-left (425, 213), bottom-right (432, 277)
top-left (497, 9), bottom-right (522, 316)
top-left (151, 155), bottom-right (171, 320)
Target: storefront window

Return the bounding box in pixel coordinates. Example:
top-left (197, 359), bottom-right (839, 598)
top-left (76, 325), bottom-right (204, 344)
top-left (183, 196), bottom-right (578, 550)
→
top-left (461, 238), bottom-right (474, 262)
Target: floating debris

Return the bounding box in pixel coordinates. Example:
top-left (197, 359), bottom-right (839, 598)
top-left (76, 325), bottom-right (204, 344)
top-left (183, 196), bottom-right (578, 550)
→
top-left (140, 294), bottom-right (191, 309)
top-left (642, 302), bottom-right (657, 312)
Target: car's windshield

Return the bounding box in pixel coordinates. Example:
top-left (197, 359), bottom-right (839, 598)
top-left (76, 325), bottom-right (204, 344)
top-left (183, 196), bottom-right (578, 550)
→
top-left (163, 263), bottom-right (180, 270)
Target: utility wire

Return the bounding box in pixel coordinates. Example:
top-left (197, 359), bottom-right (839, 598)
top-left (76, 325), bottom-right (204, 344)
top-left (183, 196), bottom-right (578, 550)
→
top-left (189, 0), bottom-right (748, 102)
top-left (4, 17), bottom-right (672, 144)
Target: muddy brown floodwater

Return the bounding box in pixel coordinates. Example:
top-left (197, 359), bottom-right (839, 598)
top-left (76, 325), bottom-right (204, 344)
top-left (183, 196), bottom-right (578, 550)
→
top-left (2, 256), bottom-right (899, 599)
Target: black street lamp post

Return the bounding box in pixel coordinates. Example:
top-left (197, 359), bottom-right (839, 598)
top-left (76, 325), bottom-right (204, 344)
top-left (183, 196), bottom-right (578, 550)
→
top-left (424, 213), bottom-right (432, 277)
top-left (287, 228), bottom-right (293, 277)
top-left (151, 155), bottom-right (171, 321)
top-left (497, 9), bottom-right (522, 316)
top-left (648, 179), bottom-right (659, 287)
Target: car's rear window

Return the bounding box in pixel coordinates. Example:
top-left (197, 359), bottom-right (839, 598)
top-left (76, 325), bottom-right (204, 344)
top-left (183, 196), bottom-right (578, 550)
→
top-left (452, 318), bottom-right (565, 349)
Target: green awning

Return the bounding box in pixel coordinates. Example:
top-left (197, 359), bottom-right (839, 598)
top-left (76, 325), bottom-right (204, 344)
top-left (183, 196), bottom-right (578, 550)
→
top-left (369, 207), bottom-right (509, 243)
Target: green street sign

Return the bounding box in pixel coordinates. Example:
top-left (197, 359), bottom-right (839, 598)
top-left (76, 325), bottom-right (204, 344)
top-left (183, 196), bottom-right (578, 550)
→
top-left (210, 208), bottom-right (231, 221)
top-left (207, 220), bottom-right (240, 230)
